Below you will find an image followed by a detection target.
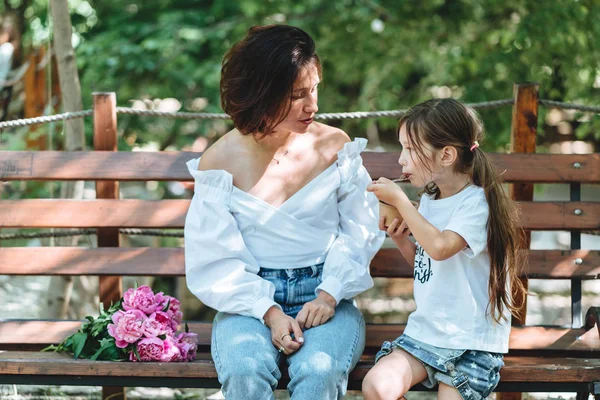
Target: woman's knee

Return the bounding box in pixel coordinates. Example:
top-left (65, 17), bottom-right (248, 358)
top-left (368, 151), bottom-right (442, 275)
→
top-left (221, 355), bottom-right (279, 382)
top-left (289, 353), bottom-right (347, 389)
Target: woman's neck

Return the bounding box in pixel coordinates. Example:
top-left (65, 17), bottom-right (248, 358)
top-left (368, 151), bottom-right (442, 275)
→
top-left (254, 131), bottom-right (296, 153)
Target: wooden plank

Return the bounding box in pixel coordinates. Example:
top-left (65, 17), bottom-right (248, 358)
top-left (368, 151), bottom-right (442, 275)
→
top-left (0, 248), bottom-right (598, 279)
top-left (0, 200), bottom-right (597, 229)
top-left (503, 81), bottom-right (539, 400)
top-left (0, 151), bottom-right (198, 181)
top-left (370, 249), bottom-right (600, 279)
top-left (0, 200), bottom-right (189, 228)
top-left (0, 351), bottom-right (599, 384)
top-left (1, 321), bottom-right (598, 354)
top-left (1, 151), bottom-right (599, 183)
top-left (519, 201), bottom-right (600, 230)
top-left (0, 248), bottom-right (185, 276)
top-left (93, 91), bottom-right (125, 400)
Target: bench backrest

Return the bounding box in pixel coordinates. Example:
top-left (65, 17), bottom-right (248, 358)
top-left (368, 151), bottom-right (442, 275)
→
top-left (0, 86), bottom-right (599, 329)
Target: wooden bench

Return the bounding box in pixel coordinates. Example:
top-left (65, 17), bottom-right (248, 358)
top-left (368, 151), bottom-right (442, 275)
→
top-left (1, 86), bottom-right (599, 400)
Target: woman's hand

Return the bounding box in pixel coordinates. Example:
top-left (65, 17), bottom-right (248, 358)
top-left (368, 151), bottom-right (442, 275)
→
top-left (264, 306), bottom-right (304, 355)
top-left (296, 291), bottom-right (336, 330)
top-left (366, 177), bottom-right (408, 206)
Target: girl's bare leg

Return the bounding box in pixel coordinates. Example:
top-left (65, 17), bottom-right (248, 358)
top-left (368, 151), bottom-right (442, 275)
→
top-left (437, 382), bottom-right (463, 400)
top-left (362, 349), bottom-right (427, 400)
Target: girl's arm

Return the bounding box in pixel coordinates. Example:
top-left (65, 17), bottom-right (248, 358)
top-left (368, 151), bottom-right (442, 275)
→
top-left (383, 218), bottom-right (416, 265)
top-left (392, 196), bottom-right (466, 261)
top-left (396, 237), bottom-right (416, 266)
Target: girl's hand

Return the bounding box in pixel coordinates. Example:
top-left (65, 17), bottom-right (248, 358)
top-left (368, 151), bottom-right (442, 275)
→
top-left (380, 216), bottom-right (411, 241)
top-left (367, 177), bottom-right (407, 206)
top-left (296, 292), bottom-right (336, 330)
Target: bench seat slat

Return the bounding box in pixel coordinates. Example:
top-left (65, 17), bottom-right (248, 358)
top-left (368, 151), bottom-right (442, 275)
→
top-left (1, 152), bottom-right (599, 183)
top-left (1, 248), bottom-right (598, 279)
top-left (1, 321), bottom-right (598, 353)
top-left (0, 351), bottom-right (599, 385)
top-left (0, 200), bottom-right (598, 229)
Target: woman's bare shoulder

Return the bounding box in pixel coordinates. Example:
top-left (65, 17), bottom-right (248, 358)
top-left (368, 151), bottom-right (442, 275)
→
top-left (311, 122), bottom-right (351, 160)
top-left (197, 129), bottom-right (245, 172)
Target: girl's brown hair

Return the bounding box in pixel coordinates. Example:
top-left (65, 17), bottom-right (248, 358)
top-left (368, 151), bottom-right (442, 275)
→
top-left (399, 98), bottom-right (527, 323)
top-left (220, 25), bottom-right (321, 137)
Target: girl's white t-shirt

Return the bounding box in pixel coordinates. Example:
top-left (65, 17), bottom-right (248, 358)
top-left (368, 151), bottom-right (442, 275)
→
top-left (404, 185), bottom-right (511, 353)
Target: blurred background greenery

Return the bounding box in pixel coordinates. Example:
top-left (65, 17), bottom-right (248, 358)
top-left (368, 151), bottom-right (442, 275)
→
top-left (1, 0), bottom-right (599, 154)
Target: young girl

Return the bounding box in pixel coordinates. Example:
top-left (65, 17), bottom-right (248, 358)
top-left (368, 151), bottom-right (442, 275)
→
top-left (363, 98), bottom-right (526, 400)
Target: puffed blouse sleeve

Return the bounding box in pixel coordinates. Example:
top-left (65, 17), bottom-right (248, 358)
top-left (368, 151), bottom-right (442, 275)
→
top-left (317, 139), bottom-right (386, 304)
top-left (184, 158), bottom-right (279, 323)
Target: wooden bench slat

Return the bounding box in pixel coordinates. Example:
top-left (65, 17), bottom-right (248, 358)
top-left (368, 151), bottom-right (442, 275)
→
top-left (0, 200), bottom-right (598, 229)
top-left (0, 151), bottom-right (199, 181)
top-left (1, 152), bottom-right (599, 183)
top-left (1, 248), bottom-right (598, 279)
top-left (0, 248), bottom-right (185, 276)
top-left (0, 200), bottom-right (188, 228)
top-left (1, 321), bottom-right (598, 353)
top-left (372, 248), bottom-right (600, 279)
top-left (0, 351), bottom-right (599, 384)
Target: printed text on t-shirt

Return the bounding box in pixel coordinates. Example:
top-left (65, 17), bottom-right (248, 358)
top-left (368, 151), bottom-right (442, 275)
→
top-left (414, 244), bottom-right (433, 284)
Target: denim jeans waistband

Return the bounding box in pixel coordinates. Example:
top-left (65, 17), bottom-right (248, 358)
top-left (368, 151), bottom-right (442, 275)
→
top-left (258, 263), bottom-right (324, 279)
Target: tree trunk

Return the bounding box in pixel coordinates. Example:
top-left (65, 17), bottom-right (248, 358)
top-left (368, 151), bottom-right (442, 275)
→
top-left (45, 0), bottom-right (87, 319)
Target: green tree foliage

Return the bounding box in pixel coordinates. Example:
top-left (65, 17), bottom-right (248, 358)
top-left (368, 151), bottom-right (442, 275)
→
top-left (4, 0), bottom-right (600, 151)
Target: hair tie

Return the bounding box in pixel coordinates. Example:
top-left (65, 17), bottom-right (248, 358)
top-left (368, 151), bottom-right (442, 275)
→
top-left (470, 141), bottom-right (479, 152)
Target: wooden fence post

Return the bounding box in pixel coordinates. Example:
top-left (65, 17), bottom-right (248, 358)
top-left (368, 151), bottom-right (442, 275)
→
top-left (497, 83), bottom-right (539, 400)
top-left (93, 92), bottom-right (126, 400)
top-left (24, 47), bottom-right (47, 149)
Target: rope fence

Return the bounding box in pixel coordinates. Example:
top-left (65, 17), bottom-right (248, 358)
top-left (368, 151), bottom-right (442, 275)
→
top-left (0, 229), bottom-right (184, 241)
top-left (1, 98), bottom-right (599, 130)
top-left (0, 228), bottom-right (596, 241)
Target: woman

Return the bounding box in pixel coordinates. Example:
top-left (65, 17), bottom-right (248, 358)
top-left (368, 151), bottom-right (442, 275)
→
top-left (185, 25), bottom-right (384, 400)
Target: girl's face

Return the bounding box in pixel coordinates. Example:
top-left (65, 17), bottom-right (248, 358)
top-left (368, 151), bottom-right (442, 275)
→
top-left (398, 123), bottom-right (443, 187)
top-left (273, 63), bottom-right (320, 135)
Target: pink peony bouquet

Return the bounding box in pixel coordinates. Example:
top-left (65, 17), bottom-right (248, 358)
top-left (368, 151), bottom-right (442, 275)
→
top-left (44, 285), bottom-right (198, 362)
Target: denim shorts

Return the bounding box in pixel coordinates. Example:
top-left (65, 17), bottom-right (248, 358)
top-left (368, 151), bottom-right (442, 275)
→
top-left (258, 263), bottom-right (323, 316)
top-left (375, 334), bottom-right (504, 400)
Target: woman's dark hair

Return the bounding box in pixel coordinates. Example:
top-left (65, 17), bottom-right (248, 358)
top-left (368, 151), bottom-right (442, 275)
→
top-left (220, 25), bottom-right (321, 137)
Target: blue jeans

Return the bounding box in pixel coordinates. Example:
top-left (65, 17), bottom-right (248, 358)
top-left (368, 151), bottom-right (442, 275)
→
top-left (211, 264), bottom-right (366, 400)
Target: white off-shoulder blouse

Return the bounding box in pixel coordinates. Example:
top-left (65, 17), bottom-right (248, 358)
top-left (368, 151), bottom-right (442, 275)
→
top-left (184, 138), bottom-right (385, 323)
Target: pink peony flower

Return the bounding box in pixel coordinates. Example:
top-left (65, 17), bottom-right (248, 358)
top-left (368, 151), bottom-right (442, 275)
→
top-left (142, 312), bottom-right (172, 338)
top-left (107, 309), bottom-right (147, 348)
top-left (122, 286), bottom-right (163, 315)
top-left (160, 295), bottom-right (183, 323)
top-left (175, 332), bottom-right (198, 361)
top-left (130, 337), bottom-right (164, 362)
top-left (130, 336), bottom-right (181, 362)
top-left (160, 335), bottom-right (182, 362)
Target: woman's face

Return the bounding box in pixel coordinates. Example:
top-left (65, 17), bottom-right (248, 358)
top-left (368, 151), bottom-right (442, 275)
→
top-left (274, 62), bottom-right (320, 135)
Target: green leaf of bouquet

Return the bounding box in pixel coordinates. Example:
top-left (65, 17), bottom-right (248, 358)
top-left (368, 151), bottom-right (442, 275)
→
top-left (72, 332), bottom-right (88, 360)
top-left (41, 344), bottom-right (59, 352)
top-left (185, 322), bottom-right (189, 333)
top-left (162, 299), bottom-right (171, 312)
top-left (90, 338), bottom-right (118, 361)
top-left (132, 345), bottom-right (141, 362)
